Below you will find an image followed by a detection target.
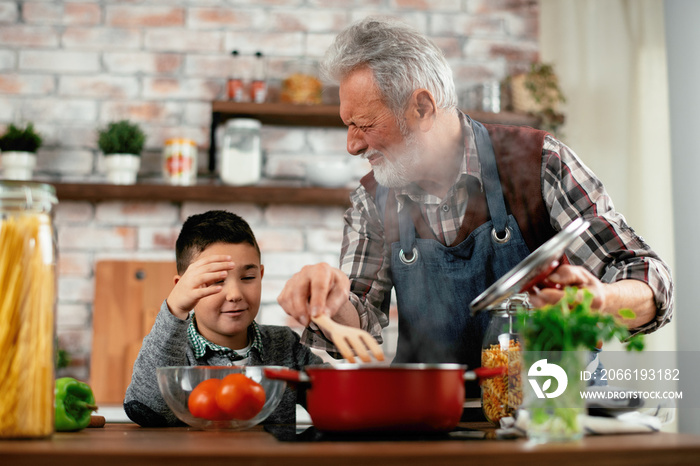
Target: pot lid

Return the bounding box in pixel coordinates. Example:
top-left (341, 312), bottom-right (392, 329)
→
top-left (469, 217), bottom-right (590, 314)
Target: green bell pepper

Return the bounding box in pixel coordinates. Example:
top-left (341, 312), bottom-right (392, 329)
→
top-left (54, 377), bottom-right (98, 432)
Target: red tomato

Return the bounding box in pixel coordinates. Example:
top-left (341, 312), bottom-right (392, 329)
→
top-left (215, 373), bottom-right (266, 420)
top-left (187, 378), bottom-right (231, 420)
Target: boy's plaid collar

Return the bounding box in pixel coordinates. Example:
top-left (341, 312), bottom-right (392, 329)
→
top-left (187, 317), bottom-right (263, 359)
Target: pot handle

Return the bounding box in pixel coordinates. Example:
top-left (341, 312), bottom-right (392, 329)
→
top-left (464, 366), bottom-right (506, 381)
top-left (263, 367), bottom-right (311, 385)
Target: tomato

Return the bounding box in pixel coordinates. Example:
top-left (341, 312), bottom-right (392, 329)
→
top-left (187, 378), bottom-right (231, 420)
top-left (215, 373), bottom-right (266, 420)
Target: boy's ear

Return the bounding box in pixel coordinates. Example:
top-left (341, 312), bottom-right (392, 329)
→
top-left (173, 274), bottom-right (181, 286)
top-left (259, 264), bottom-right (264, 279)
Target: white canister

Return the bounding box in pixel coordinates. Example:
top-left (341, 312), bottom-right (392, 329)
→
top-left (220, 119), bottom-right (262, 186)
top-left (163, 138), bottom-right (197, 185)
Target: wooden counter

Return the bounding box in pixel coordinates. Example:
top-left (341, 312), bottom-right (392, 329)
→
top-left (2, 423), bottom-right (700, 466)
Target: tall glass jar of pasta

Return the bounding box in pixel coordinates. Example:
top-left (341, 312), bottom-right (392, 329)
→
top-left (0, 181), bottom-right (58, 438)
top-left (480, 293), bottom-right (530, 425)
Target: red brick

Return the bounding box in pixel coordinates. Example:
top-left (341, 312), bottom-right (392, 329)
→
top-left (0, 73), bottom-right (53, 95)
top-left (184, 55), bottom-right (230, 78)
top-left (188, 7), bottom-right (259, 29)
top-left (100, 100), bottom-right (183, 125)
top-left (59, 75), bottom-right (139, 98)
top-left (0, 1), bottom-right (18, 22)
top-left (58, 252), bottom-right (92, 276)
top-left (22, 98), bottom-right (98, 122)
top-left (65, 3), bottom-right (102, 25)
top-left (104, 52), bottom-right (183, 75)
top-left (19, 50), bottom-right (99, 72)
top-left (0, 25), bottom-right (59, 47)
top-left (224, 31), bottom-right (304, 56)
top-left (390, 0), bottom-right (461, 11)
top-left (269, 10), bottom-right (348, 32)
top-left (142, 77), bottom-right (221, 100)
top-left (22, 2), bottom-right (62, 24)
top-left (144, 29), bottom-right (223, 52)
top-left (23, 2), bottom-right (100, 25)
top-left (469, 0), bottom-right (539, 14)
top-left (106, 5), bottom-right (185, 28)
top-left (62, 27), bottom-right (141, 50)
top-left (58, 225), bottom-right (138, 250)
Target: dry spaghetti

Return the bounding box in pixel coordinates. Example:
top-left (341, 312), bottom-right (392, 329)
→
top-left (481, 340), bottom-right (523, 424)
top-left (0, 212), bottom-right (56, 438)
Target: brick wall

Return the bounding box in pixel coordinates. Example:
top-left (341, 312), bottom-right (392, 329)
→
top-left (0, 0), bottom-right (539, 380)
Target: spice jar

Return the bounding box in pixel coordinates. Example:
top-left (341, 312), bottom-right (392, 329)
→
top-left (480, 293), bottom-right (530, 425)
top-left (0, 181), bottom-right (58, 438)
top-left (163, 138), bottom-right (198, 186)
top-left (220, 119), bottom-right (262, 186)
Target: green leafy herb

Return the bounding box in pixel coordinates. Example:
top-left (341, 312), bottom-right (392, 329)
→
top-left (0, 123), bottom-right (43, 153)
top-left (97, 120), bottom-right (146, 156)
top-left (515, 287), bottom-right (645, 352)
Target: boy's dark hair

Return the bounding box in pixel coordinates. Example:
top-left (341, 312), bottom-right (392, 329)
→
top-left (175, 210), bottom-right (260, 274)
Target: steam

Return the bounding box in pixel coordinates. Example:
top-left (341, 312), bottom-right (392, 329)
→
top-left (363, 126), bottom-right (424, 188)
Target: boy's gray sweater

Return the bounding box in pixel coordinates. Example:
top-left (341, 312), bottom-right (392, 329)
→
top-left (124, 300), bottom-right (323, 427)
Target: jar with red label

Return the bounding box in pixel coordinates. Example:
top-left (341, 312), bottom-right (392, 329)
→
top-left (250, 51), bottom-right (267, 103)
top-left (163, 138), bottom-right (197, 185)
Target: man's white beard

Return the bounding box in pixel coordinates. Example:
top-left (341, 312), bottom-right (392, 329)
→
top-left (367, 131), bottom-right (423, 188)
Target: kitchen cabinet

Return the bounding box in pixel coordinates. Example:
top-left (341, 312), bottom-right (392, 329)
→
top-left (208, 101), bottom-right (540, 171)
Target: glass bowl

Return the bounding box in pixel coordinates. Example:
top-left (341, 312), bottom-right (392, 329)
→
top-left (156, 366), bottom-right (287, 431)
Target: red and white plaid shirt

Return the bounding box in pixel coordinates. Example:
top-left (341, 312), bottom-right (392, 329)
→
top-left (302, 113), bottom-right (674, 357)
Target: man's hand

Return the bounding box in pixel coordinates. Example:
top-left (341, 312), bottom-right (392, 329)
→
top-left (166, 255), bottom-right (234, 320)
top-left (528, 264), bottom-right (656, 328)
top-left (277, 263), bottom-right (351, 327)
top-left (528, 264), bottom-right (607, 310)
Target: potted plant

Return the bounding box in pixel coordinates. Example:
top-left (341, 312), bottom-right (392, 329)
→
top-left (97, 120), bottom-right (146, 185)
top-left (0, 122), bottom-right (43, 180)
top-left (508, 62), bottom-right (566, 135)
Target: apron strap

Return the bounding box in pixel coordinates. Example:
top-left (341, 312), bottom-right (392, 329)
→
top-left (398, 205), bottom-right (418, 264)
top-left (470, 118), bottom-right (510, 241)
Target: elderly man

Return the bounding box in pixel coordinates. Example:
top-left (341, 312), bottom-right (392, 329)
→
top-left (278, 17), bottom-right (673, 378)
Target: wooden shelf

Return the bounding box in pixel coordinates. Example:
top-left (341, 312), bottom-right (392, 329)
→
top-left (212, 101), bottom-right (345, 127)
top-left (208, 101), bottom-right (540, 171)
top-left (211, 101), bottom-right (539, 127)
top-left (51, 181), bottom-right (353, 206)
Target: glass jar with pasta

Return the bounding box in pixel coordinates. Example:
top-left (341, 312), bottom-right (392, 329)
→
top-left (0, 181), bottom-right (58, 439)
top-left (480, 293), bottom-right (530, 425)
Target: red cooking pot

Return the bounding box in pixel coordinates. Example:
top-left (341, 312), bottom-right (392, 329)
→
top-left (264, 364), bottom-right (504, 432)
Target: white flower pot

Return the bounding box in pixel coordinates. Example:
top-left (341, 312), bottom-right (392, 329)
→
top-left (104, 153), bottom-right (141, 185)
top-left (0, 151), bottom-right (37, 180)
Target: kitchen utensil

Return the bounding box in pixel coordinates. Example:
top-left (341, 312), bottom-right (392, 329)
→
top-left (469, 217), bottom-right (591, 314)
top-left (156, 366), bottom-right (287, 431)
top-left (264, 364), bottom-right (505, 432)
top-left (311, 313), bottom-right (385, 363)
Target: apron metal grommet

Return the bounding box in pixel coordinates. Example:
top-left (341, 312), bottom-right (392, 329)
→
top-left (491, 226), bottom-right (511, 244)
top-left (399, 247), bottom-right (418, 264)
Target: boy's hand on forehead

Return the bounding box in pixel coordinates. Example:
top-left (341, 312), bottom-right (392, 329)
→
top-left (166, 255), bottom-right (235, 320)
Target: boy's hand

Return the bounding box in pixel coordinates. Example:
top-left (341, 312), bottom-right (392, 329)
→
top-left (166, 255), bottom-right (234, 320)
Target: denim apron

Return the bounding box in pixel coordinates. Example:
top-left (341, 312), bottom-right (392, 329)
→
top-left (382, 119), bottom-right (531, 376)
top-left (377, 118), bottom-right (605, 390)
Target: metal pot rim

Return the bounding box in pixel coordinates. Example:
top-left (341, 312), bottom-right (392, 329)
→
top-left (305, 363), bottom-right (468, 371)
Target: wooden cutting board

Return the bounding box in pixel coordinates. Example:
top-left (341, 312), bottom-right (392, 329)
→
top-left (90, 260), bottom-right (176, 404)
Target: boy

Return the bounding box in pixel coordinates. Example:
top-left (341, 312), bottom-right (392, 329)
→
top-left (124, 210), bottom-right (323, 427)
